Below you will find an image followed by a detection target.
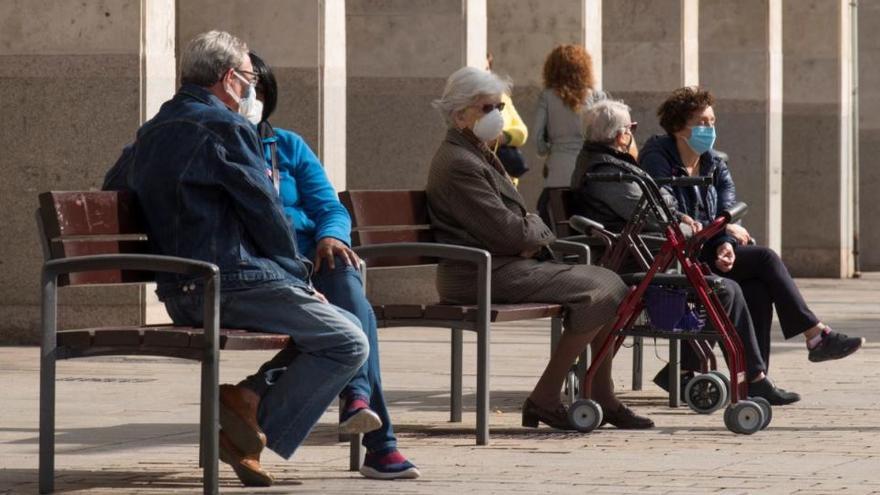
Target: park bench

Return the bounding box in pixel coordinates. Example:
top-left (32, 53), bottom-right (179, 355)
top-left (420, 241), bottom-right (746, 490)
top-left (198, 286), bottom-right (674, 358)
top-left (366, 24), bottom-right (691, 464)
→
top-left (339, 190), bottom-right (590, 448)
top-left (36, 190), bottom-right (290, 495)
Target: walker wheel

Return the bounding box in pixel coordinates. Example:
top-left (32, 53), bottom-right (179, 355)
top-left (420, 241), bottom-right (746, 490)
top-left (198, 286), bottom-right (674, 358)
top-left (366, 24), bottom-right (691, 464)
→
top-left (564, 370), bottom-right (580, 405)
top-left (708, 370), bottom-right (731, 407)
top-left (684, 373), bottom-right (728, 414)
top-left (750, 396), bottom-right (772, 430)
top-left (724, 400), bottom-right (765, 435)
top-left (568, 399), bottom-right (603, 433)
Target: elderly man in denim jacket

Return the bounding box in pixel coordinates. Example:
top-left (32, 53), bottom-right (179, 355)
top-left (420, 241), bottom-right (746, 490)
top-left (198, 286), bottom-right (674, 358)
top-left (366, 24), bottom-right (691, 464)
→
top-left (103, 31), bottom-right (368, 487)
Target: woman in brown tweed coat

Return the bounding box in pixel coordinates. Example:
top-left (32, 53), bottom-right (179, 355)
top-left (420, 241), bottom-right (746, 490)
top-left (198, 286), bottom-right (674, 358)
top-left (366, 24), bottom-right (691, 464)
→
top-left (426, 66), bottom-right (653, 431)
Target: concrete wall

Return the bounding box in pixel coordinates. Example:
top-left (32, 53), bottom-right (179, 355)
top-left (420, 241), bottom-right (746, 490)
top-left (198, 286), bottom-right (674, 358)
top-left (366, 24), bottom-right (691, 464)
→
top-left (699, 0), bottom-right (782, 252)
top-left (604, 0), bottom-right (697, 144)
top-left (346, 0), bottom-right (467, 191)
top-left (0, 0), bottom-right (148, 343)
top-left (782, 0), bottom-right (853, 277)
top-left (858, 0), bottom-right (880, 270)
top-left (176, 0), bottom-right (321, 152)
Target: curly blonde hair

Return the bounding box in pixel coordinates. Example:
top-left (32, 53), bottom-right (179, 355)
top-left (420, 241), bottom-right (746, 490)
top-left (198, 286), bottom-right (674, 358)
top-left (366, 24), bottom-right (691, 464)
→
top-left (542, 44), bottom-right (595, 112)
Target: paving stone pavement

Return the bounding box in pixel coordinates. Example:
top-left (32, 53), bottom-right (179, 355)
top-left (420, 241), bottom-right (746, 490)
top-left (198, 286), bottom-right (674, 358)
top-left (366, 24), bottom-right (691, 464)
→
top-left (3, 276), bottom-right (880, 494)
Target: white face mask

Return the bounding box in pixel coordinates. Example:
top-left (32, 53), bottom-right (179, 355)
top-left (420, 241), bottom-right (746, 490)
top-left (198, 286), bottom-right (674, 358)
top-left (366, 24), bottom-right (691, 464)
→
top-left (472, 108), bottom-right (505, 143)
top-left (228, 71), bottom-right (262, 125)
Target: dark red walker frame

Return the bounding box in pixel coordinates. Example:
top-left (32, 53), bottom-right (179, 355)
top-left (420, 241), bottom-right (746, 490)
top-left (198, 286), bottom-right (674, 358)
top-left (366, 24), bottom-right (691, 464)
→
top-left (567, 172), bottom-right (770, 434)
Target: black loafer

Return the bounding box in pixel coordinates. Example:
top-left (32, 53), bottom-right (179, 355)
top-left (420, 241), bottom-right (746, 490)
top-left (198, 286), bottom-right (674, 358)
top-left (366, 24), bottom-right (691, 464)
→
top-left (808, 330), bottom-right (865, 363)
top-left (521, 398), bottom-right (574, 430)
top-left (601, 404), bottom-right (654, 429)
top-left (748, 377), bottom-right (801, 406)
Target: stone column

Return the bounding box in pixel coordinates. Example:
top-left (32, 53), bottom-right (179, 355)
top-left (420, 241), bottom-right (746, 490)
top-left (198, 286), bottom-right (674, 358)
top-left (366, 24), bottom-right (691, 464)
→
top-left (487, 0), bottom-right (601, 209)
top-left (858, 0), bottom-right (880, 270)
top-left (699, 0), bottom-right (783, 252)
top-left (346, 0), bottom-right (485, 191)
top-left (604, 0), bottom-right (699, 139)
top-left (782, 0), bottom-right (855, 277)
top-left (0, 0), bottom-right (175, 343)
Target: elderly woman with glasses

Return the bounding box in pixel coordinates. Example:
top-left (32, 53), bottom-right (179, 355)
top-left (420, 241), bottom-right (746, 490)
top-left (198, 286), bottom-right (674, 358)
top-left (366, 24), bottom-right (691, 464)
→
top-left (570, 95), bottom-right (700, 235)
top-left (426, 66), bottom-right (653, 431)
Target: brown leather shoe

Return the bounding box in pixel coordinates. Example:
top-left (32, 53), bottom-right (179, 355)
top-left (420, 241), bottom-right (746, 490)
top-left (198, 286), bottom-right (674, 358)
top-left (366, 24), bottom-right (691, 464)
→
top-left (219, 384), bottom-right (267, 455)
top-left (521, 398), bottom-right (574, 430)
top-left (601, 404), bottom-right (654, 429)
top-left (219, 430), bottom-right (274, 487)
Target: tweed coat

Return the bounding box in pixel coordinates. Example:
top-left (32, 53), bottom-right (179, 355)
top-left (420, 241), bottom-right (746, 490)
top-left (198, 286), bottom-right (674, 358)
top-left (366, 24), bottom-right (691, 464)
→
top-left (426, 128), bottom-right (628, 333)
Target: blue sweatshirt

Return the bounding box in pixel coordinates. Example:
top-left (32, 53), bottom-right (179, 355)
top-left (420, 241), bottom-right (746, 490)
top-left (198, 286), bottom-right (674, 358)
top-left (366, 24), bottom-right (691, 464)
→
top-left (261, 127), bottom-right (351, 260)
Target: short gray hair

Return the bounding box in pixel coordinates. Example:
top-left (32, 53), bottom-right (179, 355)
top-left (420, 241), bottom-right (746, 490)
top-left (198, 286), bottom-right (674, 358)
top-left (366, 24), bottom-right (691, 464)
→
top-left (180, 30), bottom-right (249, 87)
top-left (583, 96), bottom-right (632, 145)
top-left (433, 66), bottom-right (512, 126)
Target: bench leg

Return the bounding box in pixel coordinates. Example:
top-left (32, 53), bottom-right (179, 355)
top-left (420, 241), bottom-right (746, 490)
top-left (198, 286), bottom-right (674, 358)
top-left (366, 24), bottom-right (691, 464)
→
top-left (450, 328), bottom-right (463, 423)
top-left (669, 339), bottom-right (681, 408)
top-left (200, 354), bottom-right (219, 494)
top-left (631, 336), bottom-right (644, 390)
top-left (349, 434), bottom-right (363, 471)
top-left (476, 324), bottom-right (489, 446)
top-left (40, 276), bottom-right (57, 495)
top-left (39, 344), bottom-right (56, 494)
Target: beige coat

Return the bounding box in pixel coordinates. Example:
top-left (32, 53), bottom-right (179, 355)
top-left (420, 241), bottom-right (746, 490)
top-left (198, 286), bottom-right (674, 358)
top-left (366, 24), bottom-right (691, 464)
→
top-left (426, 128), bottom-right (628, 333)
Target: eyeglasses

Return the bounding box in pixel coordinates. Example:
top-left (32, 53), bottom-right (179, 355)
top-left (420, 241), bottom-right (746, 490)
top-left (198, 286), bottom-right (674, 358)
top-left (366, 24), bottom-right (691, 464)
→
top-left (235, 69), bottom-right (258, 85)
top-left (625, 121), bottom-right (639, 133)
top-left (478, 102), bottom-right (506, 114)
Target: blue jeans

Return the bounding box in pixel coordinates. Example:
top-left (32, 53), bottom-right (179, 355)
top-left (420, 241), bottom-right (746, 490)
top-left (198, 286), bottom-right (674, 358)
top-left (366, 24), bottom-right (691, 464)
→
top-left (312, 258), bottom-right (398, 453)
top-left (163, 282), bottom-right (368, 459)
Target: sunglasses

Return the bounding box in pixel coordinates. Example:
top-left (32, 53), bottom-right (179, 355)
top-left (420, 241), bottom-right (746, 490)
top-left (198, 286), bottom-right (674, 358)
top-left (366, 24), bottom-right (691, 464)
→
top-left (478, 102), bottom-right (506, 114)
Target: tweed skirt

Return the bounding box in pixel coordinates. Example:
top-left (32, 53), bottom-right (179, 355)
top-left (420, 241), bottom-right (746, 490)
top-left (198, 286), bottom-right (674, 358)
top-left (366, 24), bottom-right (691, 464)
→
top-left (437, 258), bottom-right (629, 334)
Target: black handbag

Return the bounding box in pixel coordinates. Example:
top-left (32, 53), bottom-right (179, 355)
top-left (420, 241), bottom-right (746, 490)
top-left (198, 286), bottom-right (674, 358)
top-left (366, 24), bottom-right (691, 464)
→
top-left (496, 145), bottom-right (529, 178)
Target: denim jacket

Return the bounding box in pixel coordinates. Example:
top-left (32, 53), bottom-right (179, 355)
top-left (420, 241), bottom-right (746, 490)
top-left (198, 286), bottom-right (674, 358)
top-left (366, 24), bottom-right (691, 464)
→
top-left (103, 84), bottom-right (313, 299)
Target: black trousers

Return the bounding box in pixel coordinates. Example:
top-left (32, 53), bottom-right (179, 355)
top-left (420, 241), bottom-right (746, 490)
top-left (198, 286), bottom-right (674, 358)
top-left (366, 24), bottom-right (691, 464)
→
top-left (717, 245), bottom-right (819, 370)
top-left (682, 244), bottom-right (819, 374)
top-left (680, 277), bottom-right (766, 379)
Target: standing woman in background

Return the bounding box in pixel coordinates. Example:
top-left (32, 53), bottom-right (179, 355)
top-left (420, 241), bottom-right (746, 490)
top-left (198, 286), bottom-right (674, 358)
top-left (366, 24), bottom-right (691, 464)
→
top-left (533, 44), bottom-right (596, 218)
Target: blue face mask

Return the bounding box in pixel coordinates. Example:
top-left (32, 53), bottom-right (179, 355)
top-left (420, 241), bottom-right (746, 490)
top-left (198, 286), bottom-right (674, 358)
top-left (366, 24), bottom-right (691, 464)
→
top-left (687, 126), bottom-right (716, 155)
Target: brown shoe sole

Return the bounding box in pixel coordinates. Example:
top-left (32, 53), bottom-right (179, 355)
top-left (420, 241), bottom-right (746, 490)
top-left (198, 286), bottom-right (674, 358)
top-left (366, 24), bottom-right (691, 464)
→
top-left (218, 434), bottom-right (274, 487)
top-left (219, 400), bottom-right (267, 455)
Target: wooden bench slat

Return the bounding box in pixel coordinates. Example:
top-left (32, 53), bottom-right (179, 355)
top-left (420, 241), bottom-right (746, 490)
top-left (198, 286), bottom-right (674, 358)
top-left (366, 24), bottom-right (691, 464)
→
top-left (423, 303), bottom-right (564, 322)
top-left (380, 304), bottom-right (426, 319)
top-left (56, 326), bottom-right (290, 353)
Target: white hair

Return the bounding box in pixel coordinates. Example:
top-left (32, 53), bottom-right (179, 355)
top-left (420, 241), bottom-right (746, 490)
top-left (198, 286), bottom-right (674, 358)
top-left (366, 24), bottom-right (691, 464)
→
top-left (583, 94), bottom-right (632, 145)
top-left (432, 66), bottom-right (512, 126)
top-left (180, 30), bottom-right (249, 87)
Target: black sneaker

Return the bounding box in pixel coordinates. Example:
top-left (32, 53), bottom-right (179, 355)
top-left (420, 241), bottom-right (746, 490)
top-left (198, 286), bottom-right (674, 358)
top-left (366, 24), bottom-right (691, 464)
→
top-left (808, 330), bottom-right (865, 363)
top-left (652, 364), bottom-right (693, 401)
top-left (748, 377), bottom-right (801, 406)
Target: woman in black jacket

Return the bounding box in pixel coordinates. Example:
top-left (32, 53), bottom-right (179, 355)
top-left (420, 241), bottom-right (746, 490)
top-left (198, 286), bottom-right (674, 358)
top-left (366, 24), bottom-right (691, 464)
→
top-left (640, 87), bottom-right (864, 392)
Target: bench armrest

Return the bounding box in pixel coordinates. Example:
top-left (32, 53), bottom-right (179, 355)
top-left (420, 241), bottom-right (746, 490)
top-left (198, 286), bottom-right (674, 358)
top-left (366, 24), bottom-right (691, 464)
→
top-left (41, 254), bottom-right (221, 353)
top-left (549, 240), bottom-right (590, 265)
top-left (42, 253), bottom-right (218, 280)
top-left (354, 242), bottom-right (490, 267)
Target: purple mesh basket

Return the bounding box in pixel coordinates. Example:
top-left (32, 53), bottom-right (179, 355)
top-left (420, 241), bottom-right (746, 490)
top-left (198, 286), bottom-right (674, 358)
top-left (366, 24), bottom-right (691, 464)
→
top-left (676, 306), bottom-right (706, 333)
top-left (644, 285), bottom-right (688, 331)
